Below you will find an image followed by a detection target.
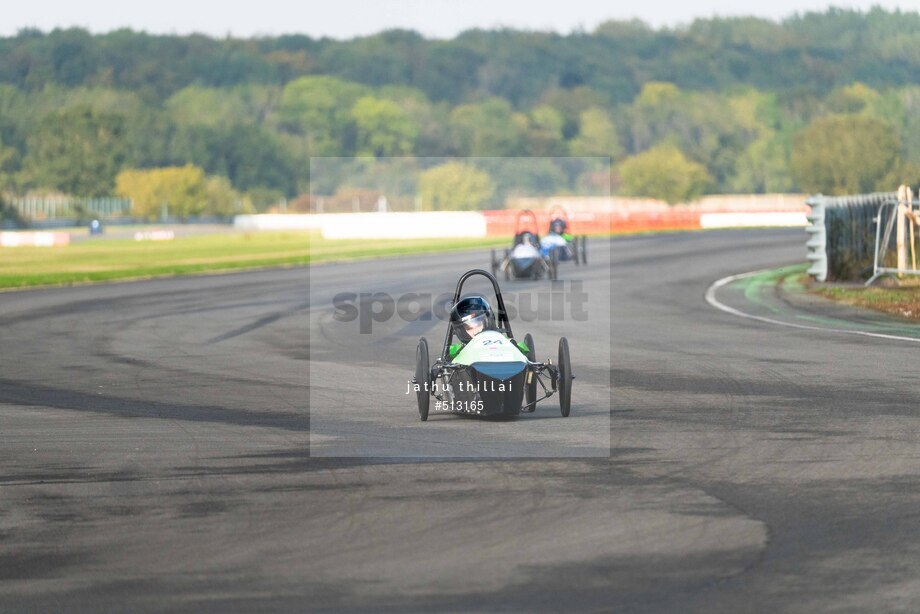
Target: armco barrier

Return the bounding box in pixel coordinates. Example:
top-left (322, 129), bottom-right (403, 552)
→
top-left (805, 199), bottom-right (827, 282)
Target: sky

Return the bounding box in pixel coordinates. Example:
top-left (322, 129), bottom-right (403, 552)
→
top-left (2, 0), bottom-right (918, 39)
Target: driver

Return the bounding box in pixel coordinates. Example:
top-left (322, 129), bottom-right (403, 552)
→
top-left (447, 295), bottom-right (529, 359)
top-left (515, 231), bottom-right (540, 248)
top-left (549, 218), bottom-right (572, 241)
top-left (449, 295), bottom-right (495, 350)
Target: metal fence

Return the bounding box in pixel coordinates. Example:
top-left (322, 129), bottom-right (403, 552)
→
top-left (10, 197), bottom-right (132, 220)
top-left (866, 186), bottom-right (920, 285)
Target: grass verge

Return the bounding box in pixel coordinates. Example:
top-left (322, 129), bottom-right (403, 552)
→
top-left (0, 231), bottom-right (508, 290)
top-left (812, 280), bottom-right (920, 321)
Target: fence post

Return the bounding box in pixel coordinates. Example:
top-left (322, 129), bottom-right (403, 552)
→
top-left (895, 185), bottom-right (907, 271)
top-left (806, 195), bottom-right (827, 282)
top-left (908, 186), bottom-right (916, 272)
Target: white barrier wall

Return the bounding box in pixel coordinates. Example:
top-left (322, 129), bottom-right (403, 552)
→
top-left (320, 212), bottom-right (487, 239)
top-left (0, 232), bottom-right (71, 247)
top-left (699, 212), bottom-right (808, 229)
top-left (235, 212), bottom-right (488, 239)
top-left (234, 214), bottom-right (326, 231)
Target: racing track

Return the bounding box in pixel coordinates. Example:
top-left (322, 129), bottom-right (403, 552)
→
top-left (1, 229), bottom-right (919, 612)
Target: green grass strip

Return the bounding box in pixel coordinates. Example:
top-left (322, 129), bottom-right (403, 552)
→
top-left (0, 231), bottom-right (508, 290)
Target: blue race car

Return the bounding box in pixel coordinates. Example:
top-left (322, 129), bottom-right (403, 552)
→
top-left (540, 209), bottom-right (587, 266)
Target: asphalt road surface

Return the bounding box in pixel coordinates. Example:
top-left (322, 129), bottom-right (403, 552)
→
top-left (1, 229), bottom-right (919, 612)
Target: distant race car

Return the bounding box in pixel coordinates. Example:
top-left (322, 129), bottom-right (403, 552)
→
top-left (540, 207), bottom-right (587, 266)
top-left (412, 269), bottom-right (574, 420)
top-left (490, 209), bottom-right (559, 281)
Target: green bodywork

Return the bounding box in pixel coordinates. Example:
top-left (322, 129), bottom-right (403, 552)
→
top-left (452, 331), bottom-right (528, 365)
top-left (449, 336), bottom-right (530, 361)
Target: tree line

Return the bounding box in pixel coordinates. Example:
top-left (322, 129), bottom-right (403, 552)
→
top-left (0, 8), bottom-right (918, 214)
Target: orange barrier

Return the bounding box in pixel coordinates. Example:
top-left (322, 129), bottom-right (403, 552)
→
top-left (484, 198), bottom-right (808, 236)
top-left (482, 209), bottom-right (697, 236)
top-left (508, 194), bottom-right (808, 213)
top-left (610, 210), bottom-right (701, 233)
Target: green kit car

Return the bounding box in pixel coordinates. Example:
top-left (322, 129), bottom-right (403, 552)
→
top-left (412, 269), bottom-right (573, 421)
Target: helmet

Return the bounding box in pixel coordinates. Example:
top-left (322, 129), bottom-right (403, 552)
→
top-left (517, 231), bottom-right (539, 247)
top-left (450, 296), bottom-right (496, 343)
top-left (550, 218), bottom-right (567, 235)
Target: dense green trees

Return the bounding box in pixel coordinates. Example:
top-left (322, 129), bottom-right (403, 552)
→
top-left (0, 9), bottom-right (918, 206)
top-left (620, 145), bottom-right (711, 203)
top-left (116, 164), bottom-right (251, 219)
top-left (351, 96), bottom-right (417, 157)
top-left (449, 99), bottom-right (522, 156)
top-left (791, 115), bottom-right (902, 195)
top-left (24, 105), bottom-right (127, 196)
top-left (418, 162), bottom-right (495, 210)
top-left (0, 136), bottom-right (15, 192)
top-left (279, 76), bottom-right (369, 154)
top-left (568, 108), bottom-right (622, 161)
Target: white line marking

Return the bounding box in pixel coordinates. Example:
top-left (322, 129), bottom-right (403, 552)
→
top-left (705, 269), bottom-right (920, 344)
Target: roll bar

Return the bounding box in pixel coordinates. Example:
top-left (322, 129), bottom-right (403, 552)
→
top-left (440, 269), bottom-right (514, 360)
top-left (513, 209), bottom-right (540, 237)
top-left (547, 206), bottom-right (570, 223)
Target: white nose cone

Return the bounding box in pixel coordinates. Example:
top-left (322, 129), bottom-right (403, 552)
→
top-left (453, 330), bottom-right (527, 366)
